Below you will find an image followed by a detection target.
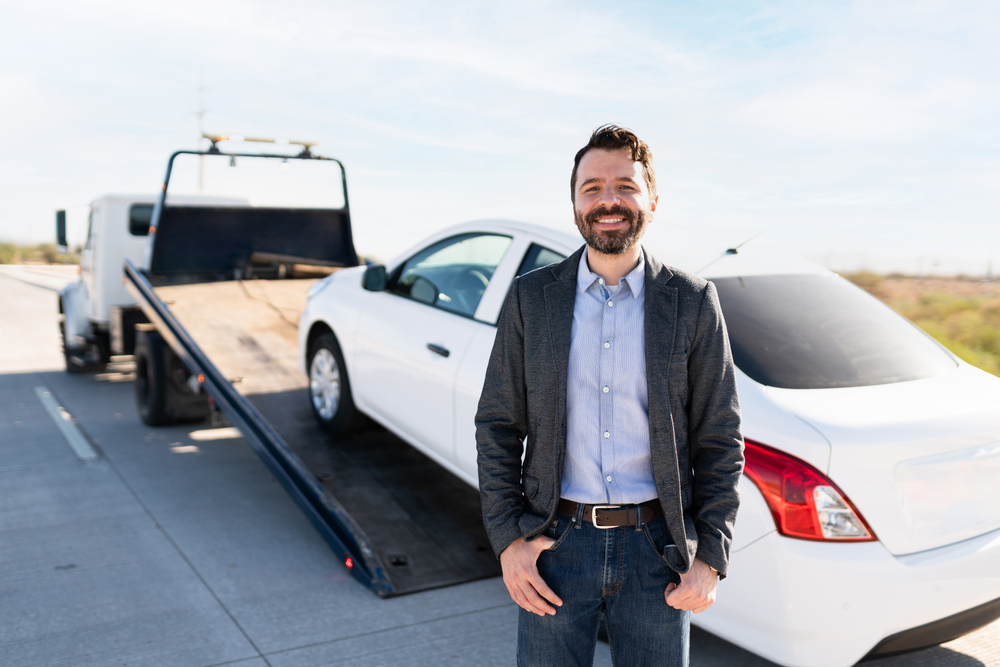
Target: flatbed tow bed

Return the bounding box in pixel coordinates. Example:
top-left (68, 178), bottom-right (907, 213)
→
top-left (123, 148), bottom-right (499, 597)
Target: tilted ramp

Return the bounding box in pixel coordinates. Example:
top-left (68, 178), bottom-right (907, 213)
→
top-left (126, 262), bottom-right (500, 596)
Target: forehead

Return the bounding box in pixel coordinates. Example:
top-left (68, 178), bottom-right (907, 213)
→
top-left (576, 148), bottom-right (644, 185)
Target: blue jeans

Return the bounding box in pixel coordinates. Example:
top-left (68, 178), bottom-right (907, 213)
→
top-left (517, 509), bottom-right (689, 667)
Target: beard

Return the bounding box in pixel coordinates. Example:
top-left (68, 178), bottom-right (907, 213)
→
top-left (575, 203), bottom-right (650, 255)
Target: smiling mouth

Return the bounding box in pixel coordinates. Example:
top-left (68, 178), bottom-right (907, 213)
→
top-left (596, 217), bottom-right (625, 224)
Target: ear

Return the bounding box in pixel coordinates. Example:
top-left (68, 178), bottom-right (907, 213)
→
top-left (649, 195), bottom-right (659, 214)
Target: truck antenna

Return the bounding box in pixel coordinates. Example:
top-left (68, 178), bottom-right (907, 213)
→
top-left (196, 87), bottom-right (208, 190)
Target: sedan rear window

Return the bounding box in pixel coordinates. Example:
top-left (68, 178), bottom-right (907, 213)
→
top-left (712, 274), bottom-right (956, 389)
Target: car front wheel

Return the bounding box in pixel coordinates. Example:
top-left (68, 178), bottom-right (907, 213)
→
top-left (308, 332), bottom-right (364, 434)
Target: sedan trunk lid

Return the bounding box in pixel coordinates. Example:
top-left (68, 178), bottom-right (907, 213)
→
top-left (765, 364), bottom-right (1000, 555)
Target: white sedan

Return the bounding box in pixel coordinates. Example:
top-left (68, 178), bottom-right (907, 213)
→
top-left (298, 219), bottom-right (1000, 667)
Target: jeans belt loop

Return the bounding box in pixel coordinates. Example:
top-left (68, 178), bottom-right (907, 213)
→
top-left (635, 503), bottom-right (644, 532)
top-left (574, 500), bottom-right (584, 528)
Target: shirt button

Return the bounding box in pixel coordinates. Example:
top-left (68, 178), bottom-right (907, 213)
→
top-left (604, 342), bottom-right (610, 349)
top-left (598, 278), bottom-right (604, 285)
top-left (606, 475), bottom-right (613, 483)
top-left (607, 300), bottom-right (613, 307)
top-left (603, 431), bottom-right (610, 439)
top-left (603, 386), bottom-right (609, 393)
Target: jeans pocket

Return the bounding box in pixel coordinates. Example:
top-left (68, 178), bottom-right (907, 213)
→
top-left (543, 518), bottom-right (575, 553)
top-left (641, 518), bottom-right (675, 565)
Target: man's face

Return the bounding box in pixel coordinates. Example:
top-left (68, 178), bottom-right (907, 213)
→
top-left (573, 148), bottom-right (657, 255)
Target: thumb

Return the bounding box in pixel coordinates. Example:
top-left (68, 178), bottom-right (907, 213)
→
top-left (665, 582), bottom-right (678, 593)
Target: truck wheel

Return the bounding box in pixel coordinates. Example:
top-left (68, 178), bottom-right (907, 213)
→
top-left (61, 322), bottom-right (88, 374)
top-left (134, 330), bottom-right (170, 425)
top-left (308, 333), bottom-right (364, 434)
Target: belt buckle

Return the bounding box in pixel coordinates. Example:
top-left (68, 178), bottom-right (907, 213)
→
top-left (591, 504), bottom-right (621, 529)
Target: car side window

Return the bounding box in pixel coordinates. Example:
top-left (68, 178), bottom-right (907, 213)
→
top-left (389, 233), bottom-right (513, 317)
top-left (517, 243), bottom-right (566, 277)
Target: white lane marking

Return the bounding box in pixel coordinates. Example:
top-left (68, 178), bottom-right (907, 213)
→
top-left (188, 427), bottom-right (242, 442)
top-left (33, 387), bottom-right (99, 462)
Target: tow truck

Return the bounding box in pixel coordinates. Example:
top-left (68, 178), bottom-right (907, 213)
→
top-left (58, 137), bottom-right (500, 596)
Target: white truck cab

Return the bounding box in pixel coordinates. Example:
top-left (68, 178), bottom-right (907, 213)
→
top-left (57, 193), bottom-right (239, 371)
top-left (59, 194), bottom-right (156, 370)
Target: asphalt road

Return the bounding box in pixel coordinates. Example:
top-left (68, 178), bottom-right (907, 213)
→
top-left (1, 266), bottom-right (998, 667)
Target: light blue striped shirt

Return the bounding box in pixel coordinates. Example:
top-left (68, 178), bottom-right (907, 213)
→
top-left (561, 248), bottom-right (658, 504)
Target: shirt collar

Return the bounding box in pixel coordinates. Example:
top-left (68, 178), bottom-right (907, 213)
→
top-left (576, 246), bottom-right (646, 300)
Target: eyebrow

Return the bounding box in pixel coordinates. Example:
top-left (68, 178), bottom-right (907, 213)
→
top-left (578, 176), bottom-right (641, 189)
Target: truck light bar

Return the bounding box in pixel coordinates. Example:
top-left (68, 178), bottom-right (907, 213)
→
top-left (202, 133), bottom-right (318, 157)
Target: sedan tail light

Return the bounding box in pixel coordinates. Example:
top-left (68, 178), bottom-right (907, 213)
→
top-left (743, 439), bottom-right (876, 542)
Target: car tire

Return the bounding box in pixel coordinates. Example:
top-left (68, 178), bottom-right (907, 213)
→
top-left (134, 330), bottom-right (170, 426)
top-left (308, 332), bottom-right (365, 434)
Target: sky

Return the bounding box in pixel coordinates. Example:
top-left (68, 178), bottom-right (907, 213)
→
top-left (1, 0), bottom-right (998, 275)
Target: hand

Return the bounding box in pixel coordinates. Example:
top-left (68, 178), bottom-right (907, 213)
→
top-left (665, 558), bottom-right (718, 614)
top-left (499, 536), bottom-right (564, 616)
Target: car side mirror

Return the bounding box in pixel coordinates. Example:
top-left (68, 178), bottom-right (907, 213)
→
top-left (362, 264), bottom-right (387, 291)
top-left (56, 210), bottom-right (68, 252)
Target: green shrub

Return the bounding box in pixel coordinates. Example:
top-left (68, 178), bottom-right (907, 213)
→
top-left (892, 293), bottom-right (1000, 378)
top-left (0, 241), bottom-right (79, 264)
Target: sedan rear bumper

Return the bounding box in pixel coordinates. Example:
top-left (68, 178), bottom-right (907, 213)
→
top-left (864, 594), bottom-right (1000, 658)
top-left (694, 523), bottom-right (1000, 667)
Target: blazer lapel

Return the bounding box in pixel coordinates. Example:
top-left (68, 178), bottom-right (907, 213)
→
top-left (643, 250), bottom-right (678, 370)
top-left (543, 246), bottom-right (584, 461)
top-left (544, 246), bottom-right (584, 383)
top-left (643, 250), bottom-right (688, 549)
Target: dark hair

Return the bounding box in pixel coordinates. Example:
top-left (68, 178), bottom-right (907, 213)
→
top-left (570, 124), bottom-right (656, 203)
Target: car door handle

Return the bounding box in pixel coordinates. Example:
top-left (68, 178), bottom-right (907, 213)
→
top-left (427, 343), bottom-right (450, 358)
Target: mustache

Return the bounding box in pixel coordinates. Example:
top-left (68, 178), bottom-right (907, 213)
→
top-left (584, 205), bottom-right (636, 226)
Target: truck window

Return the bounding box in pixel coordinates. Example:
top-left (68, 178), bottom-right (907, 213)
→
top-left (713, 274), bottom-right (957, 389)
top-left (129, 205), bottom-right (153, 236)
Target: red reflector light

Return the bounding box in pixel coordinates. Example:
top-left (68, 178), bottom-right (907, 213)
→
top-left (345, 557), bottom-right (353, 569)
top-left (743, 439), bottom-right (875, 542)
top-left (197, 374), bottom-right (204, 383)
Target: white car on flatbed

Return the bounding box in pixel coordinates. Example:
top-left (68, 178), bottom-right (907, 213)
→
top-left (298, 219), bottom-right (1000, 667)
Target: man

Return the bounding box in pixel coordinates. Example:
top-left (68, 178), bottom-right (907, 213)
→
top-left (476, 124), bottom-right (744, 666)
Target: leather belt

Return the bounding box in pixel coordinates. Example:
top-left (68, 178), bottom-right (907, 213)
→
top-left (557, 498), bottom-right (662, 529)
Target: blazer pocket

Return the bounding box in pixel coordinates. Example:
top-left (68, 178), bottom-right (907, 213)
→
top-left (522, 475), bottom-right (539, 499)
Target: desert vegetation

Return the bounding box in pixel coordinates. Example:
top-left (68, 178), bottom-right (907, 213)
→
top-left (0, 242), bottom-right (79, 265)
top-left (846, 272), bottom-right (1000, 377)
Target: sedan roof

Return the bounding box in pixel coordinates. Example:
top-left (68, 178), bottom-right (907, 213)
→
top-left (414, 219), bottom-right (830, 280)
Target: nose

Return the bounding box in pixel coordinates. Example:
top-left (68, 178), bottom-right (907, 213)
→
top-left (597, 184), bottom-right (620, 208)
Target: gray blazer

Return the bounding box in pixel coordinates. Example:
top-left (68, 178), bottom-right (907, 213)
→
top-left (475, 245), bottom-right (744, 576)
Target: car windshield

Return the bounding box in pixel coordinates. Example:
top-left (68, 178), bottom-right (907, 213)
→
top-left (712, 274), bottom-right (957, 389)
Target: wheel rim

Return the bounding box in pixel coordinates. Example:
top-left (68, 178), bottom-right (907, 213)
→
top-left (310, 348), bottom-right (341, 421)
